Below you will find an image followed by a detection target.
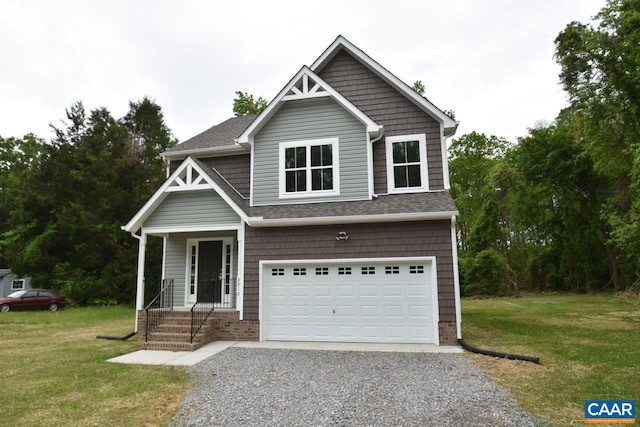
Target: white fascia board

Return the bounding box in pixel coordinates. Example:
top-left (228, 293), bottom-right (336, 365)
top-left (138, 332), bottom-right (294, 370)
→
top-left (122, 157), bottom-right (251, 233)
top-left (160, 144), bottom-right (248, 161)
top-left (142, 224), bottom-right (243, 236)
top-left (236, 66), bottom-right (381, 145)
top-left (310, 36), bottom-right (458, 136)
top-left (248, 210), bottom-right (458, 228)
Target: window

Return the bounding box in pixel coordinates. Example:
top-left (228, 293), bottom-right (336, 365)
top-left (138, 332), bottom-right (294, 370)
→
top-left (385, 266), bottom-right (400, 275)
top-left (315, 267), bottom-right (329, 276)
top-left (410, 265), bottom-right (425, 274)
top-left (293, 268), bottom-right (307, 276)
top-left (338, 267), bottom-right (352, 275)
top-left (385, 134), bottom-right (428, 193)
top-left (361, 266), bottom-right (376, 275)
top-left (11, 279), bottom-right (25, 290)
top-left (271, 268), bottom-right (285, 276)
top-left (279, 138), bottom-right (339, 198)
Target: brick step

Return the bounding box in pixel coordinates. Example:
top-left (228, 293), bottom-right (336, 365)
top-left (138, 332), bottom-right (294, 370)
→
top-left (141, 340), bottom-right (205, 351)
top-left (148, 331), bottom-right (205, 343)
top-left (155, 323), bottom-right (211, 333)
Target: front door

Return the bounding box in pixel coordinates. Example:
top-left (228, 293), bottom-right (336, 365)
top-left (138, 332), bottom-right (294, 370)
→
top-left (197, 240), bottom-right (223, 304)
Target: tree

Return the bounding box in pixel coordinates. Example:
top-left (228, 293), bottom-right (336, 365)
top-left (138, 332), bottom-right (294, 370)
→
top-left (232, 91), bottom-right (267, 116)
top-left (555, 0), bottom-right (640, 289)
top-left (411, 80), bottom-right (425, 95)
top-left (0, 99), bottom-right (176, 304)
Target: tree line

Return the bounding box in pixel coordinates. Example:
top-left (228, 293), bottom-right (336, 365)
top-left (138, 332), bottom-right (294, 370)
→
top-left (0, 98), bottom-right (175, 304)
top-left (0, 0), bottom-right (637, 304)
top-left (453, 0), bottom-right (640, 295)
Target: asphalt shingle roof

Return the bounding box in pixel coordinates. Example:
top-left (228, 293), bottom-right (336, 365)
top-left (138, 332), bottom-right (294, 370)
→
top-left (165, 115), bottom-right (256, 153)
top-left (193, 156), bottom-right (457, 220)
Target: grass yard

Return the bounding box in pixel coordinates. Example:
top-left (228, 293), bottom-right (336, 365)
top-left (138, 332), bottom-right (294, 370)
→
top-left (462, 293), bottom-right (640, 426)
top-left (0, 307), bottom-right (186, 426)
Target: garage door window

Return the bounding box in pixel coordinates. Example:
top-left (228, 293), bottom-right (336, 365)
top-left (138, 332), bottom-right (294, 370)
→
top-left (385, 266), bottom-right (400, 274)
top-left (361, 266), bottom-right (376, 275)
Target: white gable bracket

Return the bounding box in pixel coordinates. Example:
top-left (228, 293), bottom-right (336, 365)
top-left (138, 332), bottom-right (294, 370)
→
top-left (236, 66), bottom-right (381, 146)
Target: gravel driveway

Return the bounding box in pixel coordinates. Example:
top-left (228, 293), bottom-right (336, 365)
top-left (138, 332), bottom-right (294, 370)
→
top-left (170, 347), bottom-right (538, 427)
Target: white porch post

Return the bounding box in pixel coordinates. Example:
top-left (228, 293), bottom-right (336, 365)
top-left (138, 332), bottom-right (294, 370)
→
top-left (135, 232), bottom-right (147, 311)
top-left (237, 221), bottom-right (245, 320)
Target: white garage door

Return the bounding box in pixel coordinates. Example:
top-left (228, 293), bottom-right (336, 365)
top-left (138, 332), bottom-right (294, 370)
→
top-left (262, 259), bottom-right (437, 343)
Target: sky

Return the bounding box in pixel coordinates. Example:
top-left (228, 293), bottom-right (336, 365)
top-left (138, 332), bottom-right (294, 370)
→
top-left (0, 0), bottom-right (605, 144)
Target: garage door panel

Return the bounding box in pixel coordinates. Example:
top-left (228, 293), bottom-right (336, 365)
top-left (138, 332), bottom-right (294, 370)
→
top-left (291, 305), bottom-right (309, 317)
top-left (313, 325), bottom-right (332, 339)
top-left (314, 285), bottom-right (331, 297)
top-left (263, 260), bottom-right (435, 343)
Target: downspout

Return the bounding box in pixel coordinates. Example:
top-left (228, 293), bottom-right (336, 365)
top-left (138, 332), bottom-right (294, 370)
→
top-left (369, 127), bottom-right (384, 199)
top-left (98, 231), bottom-right (143, 340)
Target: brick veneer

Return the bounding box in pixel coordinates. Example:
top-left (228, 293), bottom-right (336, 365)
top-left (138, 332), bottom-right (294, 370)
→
top-left (212, 310), bottom-right (259, 341)
top-left (438, 321), bottom-right (458, 346)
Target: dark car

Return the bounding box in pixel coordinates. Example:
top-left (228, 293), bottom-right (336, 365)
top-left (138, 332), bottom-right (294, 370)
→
top-left (0, 289), bottom-right (67, 312)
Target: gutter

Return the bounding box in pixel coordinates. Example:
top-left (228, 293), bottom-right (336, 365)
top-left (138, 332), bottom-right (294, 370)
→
top-left (246, 211), bottom-right (459, 228)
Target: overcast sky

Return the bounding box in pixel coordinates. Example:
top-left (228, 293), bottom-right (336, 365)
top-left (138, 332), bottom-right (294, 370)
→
top-left (1, 0), bottom-right (604, 144)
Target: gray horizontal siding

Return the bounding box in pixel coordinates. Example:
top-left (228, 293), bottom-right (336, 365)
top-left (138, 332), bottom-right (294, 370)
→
top-left (165, 236), bottom-right (187, 307)
top-left (318, 50), bottom-right (445, 192)
top-left (242, 220), bottom-right (456, 323)
top-left (164, 231), bottom-right (239, 308)
top-left (253, 97), bottom-right (369, 205)
top-left (144, 191), bottom-right (240, 229)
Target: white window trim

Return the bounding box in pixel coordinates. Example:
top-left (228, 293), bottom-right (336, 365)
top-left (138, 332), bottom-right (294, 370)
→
top-left (385, 134), bottom-right (429, 193)
top-left (278, 137), bottom-right (340, 199)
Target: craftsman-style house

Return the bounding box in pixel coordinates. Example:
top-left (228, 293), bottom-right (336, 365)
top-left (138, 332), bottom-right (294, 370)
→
top-left (124, 36), bottom-right (461, 350)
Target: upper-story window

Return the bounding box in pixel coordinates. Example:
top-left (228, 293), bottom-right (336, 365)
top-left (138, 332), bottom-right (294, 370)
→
top-left (385, 134), bottom-right (428, 193)
top-left (279, 138), bottom-right (340, 198)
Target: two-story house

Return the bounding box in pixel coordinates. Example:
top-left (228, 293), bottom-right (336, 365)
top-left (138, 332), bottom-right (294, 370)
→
top-left (124, 36), bottom-right (461, 350)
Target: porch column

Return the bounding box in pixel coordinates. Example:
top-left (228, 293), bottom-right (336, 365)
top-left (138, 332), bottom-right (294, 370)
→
top-left (135, 232), bottom-right (147, 311)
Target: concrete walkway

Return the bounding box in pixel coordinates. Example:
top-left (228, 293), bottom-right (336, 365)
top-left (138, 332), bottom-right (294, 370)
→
top-left (107, 341), bottom-right (463, 366)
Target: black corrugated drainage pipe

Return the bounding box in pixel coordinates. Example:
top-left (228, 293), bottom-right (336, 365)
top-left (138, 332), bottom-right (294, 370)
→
top-left (458, 338), bottom-right (540, 364)
top-left (96, 331), bottom-right (137, 341)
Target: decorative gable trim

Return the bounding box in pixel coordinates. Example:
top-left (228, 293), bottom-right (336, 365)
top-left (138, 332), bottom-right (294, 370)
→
top-left (236, 66), bottom-right (382, 146)
top-left (122, 157), bottom-right (250, 233)
top-left (310, 35), bottom-right (458, 137)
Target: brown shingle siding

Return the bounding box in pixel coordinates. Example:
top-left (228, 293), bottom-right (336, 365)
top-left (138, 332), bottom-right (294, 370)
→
top-left (318, 49), bottom-right (446, 191)
top-left (242, 220), bottom-right (456, 322)
top-left (199, 154), bottom-right (250, 198)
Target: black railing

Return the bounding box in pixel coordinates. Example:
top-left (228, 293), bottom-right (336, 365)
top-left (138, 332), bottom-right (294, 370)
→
top-left (144, 279), bottom-right (174, 342)
top-left (190, 279), bottom-right (217, 343)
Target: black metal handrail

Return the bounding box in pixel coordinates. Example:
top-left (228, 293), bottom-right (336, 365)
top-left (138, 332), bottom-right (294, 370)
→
top-left (144, 279), bottom-right (174, 342)
top-left (190, 279), bottom-right (217, 343)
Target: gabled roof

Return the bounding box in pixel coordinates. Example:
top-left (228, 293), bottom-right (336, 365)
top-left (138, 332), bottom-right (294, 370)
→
top-left (236, 66), bottom-right (382, 146)
top-left (311, 35), bottom-right (458, 137)
top-left (122, 156), bottom-right (251, 233)
top-left (161, 115), bottom-right (256, 160)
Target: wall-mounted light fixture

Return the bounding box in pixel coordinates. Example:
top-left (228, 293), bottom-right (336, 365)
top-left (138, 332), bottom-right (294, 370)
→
top-left (336, 231), bottom-right (350, 241)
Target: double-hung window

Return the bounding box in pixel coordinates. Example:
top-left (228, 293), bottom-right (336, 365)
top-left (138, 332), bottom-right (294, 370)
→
top-left (385, 134), bottom-right (428, 193)
top-left (279, 138), bottom-right (339, 198)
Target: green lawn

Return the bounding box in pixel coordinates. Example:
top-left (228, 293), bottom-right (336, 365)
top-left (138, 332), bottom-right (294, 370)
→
top-left (0, 307), bottom-right (186, 427)
top-left (2, 295), bottom-right (637, 426)
top-left (462, 293), bottom-right (640, 426)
